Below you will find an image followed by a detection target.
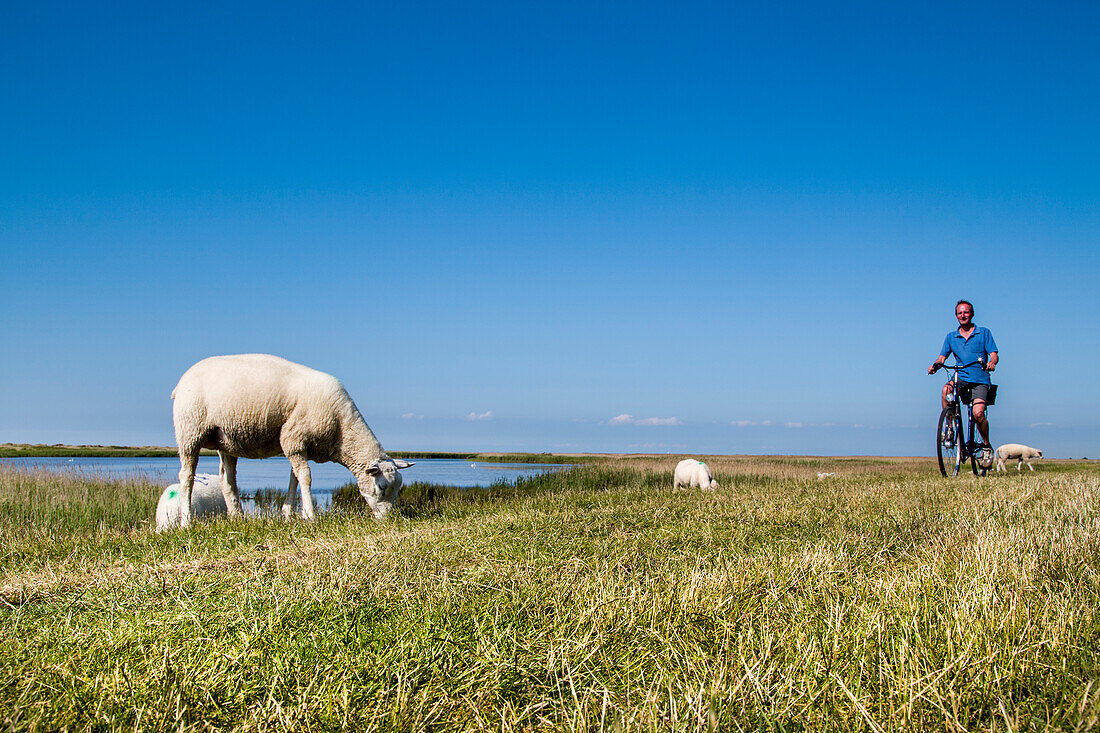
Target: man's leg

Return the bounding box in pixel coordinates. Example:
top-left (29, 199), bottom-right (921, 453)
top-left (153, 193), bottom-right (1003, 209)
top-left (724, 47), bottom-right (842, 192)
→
top-left (972, 400), bottom-right (990, 445)
top-left (941, 382), bottom-right (954, 410)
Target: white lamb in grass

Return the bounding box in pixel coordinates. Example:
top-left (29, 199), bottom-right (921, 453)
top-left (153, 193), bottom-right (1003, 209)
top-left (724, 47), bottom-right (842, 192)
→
top-left (674, 459), bottom-right (719, 490)
top-left (171, 354), bottom-right (413, 525)
top-left (995, 443), bottom-right (1044, 472)
top-left (155, 473), bottom-right (227, 531)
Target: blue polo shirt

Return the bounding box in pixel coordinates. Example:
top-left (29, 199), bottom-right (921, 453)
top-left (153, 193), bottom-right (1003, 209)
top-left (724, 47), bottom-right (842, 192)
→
top-left (940, 327), bottom-right (998, 384)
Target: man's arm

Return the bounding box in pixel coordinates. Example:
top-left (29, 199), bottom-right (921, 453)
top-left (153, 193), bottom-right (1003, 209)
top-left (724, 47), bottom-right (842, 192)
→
top-left (929, 334), bottom-right (952, 374)
top-left (984, 330), bottom-right (999, 371)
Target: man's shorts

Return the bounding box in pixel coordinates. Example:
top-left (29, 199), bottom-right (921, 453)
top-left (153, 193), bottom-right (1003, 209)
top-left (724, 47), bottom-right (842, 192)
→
top-left (959, 381), bottom-right (991, 405)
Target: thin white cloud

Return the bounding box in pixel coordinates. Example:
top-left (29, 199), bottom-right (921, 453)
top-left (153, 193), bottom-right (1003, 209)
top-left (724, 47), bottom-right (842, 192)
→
top-left (608, 414), bottom-right (681, 426)
top-left (784, 422), bottom-right (804, 428)
top-left (401, 412), bottom-right (424, 420)
top-left (465, 410), bottom-right (494, 421)
top-left (1030, 422), bottom-right (1056, 428)
top-left (635, 416), bottom-right (682, 426)
top-left (731, 420), bottom-right (755, 427)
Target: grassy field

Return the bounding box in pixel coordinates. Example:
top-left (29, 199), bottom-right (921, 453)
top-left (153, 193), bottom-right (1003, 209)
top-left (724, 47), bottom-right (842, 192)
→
top-left (2, 456), bottom-right (1100, 731)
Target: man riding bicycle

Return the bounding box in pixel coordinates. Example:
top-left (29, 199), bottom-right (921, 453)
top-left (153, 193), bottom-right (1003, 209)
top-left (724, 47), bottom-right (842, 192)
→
top-left (928, 299), bottom-right (998, 467)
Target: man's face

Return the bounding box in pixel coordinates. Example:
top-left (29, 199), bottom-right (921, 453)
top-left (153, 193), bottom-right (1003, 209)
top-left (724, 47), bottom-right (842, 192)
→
top-left (956, 304), bottom-right (973, 326)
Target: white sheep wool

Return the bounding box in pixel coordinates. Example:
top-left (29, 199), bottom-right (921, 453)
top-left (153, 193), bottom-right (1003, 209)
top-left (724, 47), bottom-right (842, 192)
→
top-left (171, 354), bottom-right (413, 525)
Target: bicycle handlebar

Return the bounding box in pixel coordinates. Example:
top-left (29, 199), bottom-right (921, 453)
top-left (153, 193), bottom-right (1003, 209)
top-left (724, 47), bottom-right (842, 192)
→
top-left (930, 360), bottom-right (984, 374)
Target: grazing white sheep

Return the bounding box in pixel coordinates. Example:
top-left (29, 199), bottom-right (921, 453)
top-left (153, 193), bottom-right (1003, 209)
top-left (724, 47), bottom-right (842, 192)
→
top-left (674, 459), bottom-right (719, 490)
top-left (155, 473), bottom-right (227, 531)
top-left (995, 443), bottom-right (1044, 472)
top-left (171, 354), bottom-right (413, 525)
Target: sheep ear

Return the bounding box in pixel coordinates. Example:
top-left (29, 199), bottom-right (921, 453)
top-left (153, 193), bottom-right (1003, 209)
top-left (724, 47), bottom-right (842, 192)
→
top-left (366, 460), bottom-right (382, 476)
top-left (392, 459), bottom-right (414, 469)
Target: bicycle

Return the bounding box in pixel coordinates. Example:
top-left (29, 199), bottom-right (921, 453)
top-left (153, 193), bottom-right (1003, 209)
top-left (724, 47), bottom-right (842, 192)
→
top-left (930, 359), bottom-right (995, 477)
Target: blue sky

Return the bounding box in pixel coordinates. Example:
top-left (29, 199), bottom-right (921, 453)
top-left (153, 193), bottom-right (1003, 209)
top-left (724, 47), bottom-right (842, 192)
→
top-left (2, 1), bottom-right (1097, 457)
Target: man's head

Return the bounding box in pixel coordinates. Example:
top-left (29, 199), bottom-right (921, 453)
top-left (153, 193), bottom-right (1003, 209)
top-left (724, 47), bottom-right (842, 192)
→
top-left (955, 299), bottom-right (974, 327)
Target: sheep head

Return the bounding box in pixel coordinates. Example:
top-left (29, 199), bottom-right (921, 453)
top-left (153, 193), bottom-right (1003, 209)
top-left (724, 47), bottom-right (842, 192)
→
top-left (359, 458), bottom-right (415, 519)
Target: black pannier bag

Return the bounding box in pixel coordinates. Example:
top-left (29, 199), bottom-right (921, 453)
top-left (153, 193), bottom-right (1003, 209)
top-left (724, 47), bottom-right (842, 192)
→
top-left (959, 383), bottom-right (997, 406)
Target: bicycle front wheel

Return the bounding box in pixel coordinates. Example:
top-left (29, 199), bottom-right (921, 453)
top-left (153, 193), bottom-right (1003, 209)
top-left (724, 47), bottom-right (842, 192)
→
top-left (969, 420), bottom-right (989, 477)
top-left (970, 454), bottom-right (987, 476)
top-left (937, 407), bottom-right (962, 477)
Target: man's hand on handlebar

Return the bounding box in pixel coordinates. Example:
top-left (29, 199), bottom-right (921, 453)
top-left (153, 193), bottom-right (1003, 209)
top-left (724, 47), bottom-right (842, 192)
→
top-left (930, 358), bottom-right (993, 374)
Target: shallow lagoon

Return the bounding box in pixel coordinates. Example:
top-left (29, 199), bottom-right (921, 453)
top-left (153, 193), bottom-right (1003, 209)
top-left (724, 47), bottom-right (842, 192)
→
top-left (1, 456), bottom-right (569, 509)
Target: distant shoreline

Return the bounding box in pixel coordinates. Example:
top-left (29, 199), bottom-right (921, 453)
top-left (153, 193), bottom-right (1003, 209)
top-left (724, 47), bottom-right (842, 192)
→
top-left (2, 444), bottom-right (1093, 464)
top-left (0, 443), bottom-right (577, 463)
top-left (1, 443), bottom-right (193, 458)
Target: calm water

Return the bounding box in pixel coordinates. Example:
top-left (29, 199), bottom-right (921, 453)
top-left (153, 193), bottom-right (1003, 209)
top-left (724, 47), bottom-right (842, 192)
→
top-left (2, 456), bottom-right (569, 509)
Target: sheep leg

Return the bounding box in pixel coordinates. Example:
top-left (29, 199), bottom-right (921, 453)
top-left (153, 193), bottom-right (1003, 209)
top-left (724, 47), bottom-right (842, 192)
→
top-left (287, 455), bottom-right (316, 521)
top-left (218, 451), bottom-right (245, 517)
top-left (1026, 460), bottom-right (1035, 471)
top-left (282, 470), bottom-right (299, 519)
top-left (177, 450), bottom-right (200, 528)
top-left (1017, 459), bottom-right (1023, 471)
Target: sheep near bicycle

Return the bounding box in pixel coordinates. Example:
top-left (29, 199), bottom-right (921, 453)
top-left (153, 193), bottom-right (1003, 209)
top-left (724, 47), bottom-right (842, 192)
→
top-left (995, 444), bottom-right (1044, 472)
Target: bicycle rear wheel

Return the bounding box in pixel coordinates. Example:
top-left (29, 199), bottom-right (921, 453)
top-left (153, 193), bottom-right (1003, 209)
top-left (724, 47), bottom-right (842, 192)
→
top-left (937, 407), bottom-right (962, 477)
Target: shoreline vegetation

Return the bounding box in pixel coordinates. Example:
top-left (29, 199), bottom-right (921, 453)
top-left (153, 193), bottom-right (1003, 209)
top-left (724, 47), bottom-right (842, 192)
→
top-left (3, 443), bottom-right (1094, 466)
top-left (2, 455), bottom-right (1099, 729)
top-left (0, 443), bottom-right (578, 463)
